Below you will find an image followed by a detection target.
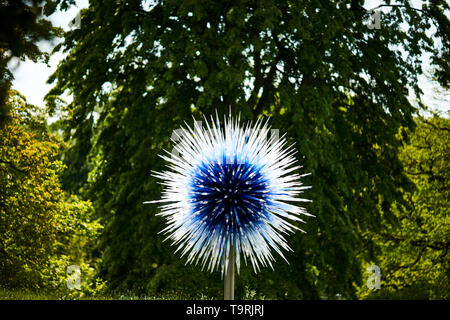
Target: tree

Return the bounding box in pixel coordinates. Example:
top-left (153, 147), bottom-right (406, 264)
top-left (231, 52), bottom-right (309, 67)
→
top-left (47, 0), bottom-right (449, 298)
top-left (359, 115), bottom-right (449, 299)
top-left (0, 91), bottom-right (102, 294)
top-left (0, 0), bottom-right (67, 127)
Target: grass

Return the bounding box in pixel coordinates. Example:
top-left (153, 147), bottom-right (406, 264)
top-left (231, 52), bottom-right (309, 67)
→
top-left (0, 287), bottom-right (119, 300)
top-left (0, 288), bottom-right (214, 300)
top-left (0, 288), bottom-right (62, 300)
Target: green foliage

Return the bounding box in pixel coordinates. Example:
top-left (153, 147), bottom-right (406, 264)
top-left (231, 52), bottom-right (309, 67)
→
top-left (0, 91), bottom-right (104, 297)
top-left (359, 115), bottom-right (449, 300)
top-left (46, 0), bottom-right (449, 299)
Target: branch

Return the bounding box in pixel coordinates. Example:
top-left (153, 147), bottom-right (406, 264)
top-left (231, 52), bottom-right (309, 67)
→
top-left (0, 159), bottom-right (27, 174)
top-left (382, 233), bottom-right (449, 251)
top-left (421, 118), bottom-right (450, 132)
top-left (247, 47), bottom-right (263, 109)
top-left (252, 61), bottom-right (278, 116)
top-left (369, 4), bottom-right (427, 15)
top-left (398, 246), bottom-right (426, 269)
top-left (250, 34), bottom-right (282, 116)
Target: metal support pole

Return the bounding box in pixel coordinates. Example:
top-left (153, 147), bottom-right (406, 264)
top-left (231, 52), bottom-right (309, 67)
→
top-left (224, 243), bottom-right (235, 300)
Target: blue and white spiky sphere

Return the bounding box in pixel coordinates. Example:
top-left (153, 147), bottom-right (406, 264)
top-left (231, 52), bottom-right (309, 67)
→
top-left (146, 114), bottom-right (312, 274)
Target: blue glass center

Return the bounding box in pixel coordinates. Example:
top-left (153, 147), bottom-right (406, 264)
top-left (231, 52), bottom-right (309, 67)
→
top-left (190, 157), bottom-right (270, 233)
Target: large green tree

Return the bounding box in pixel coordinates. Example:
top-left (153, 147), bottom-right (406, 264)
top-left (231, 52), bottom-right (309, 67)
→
top-left (47, 0), bottom-right (449, 298)
top-left (0, 91), bottom-right (102, 294)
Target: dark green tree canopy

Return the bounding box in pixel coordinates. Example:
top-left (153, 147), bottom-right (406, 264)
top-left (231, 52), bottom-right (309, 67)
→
top-left (47, 0), bottom-right (449, 298)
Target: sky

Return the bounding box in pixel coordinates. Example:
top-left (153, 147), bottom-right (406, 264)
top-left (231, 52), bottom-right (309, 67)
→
top-left (10, 0), bottom-right (89, 110)
top-left (9, 0), bottom-right (449, 117)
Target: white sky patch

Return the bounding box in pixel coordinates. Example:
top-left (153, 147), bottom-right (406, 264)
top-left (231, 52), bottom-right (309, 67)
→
top-left (9, 0), bottom-right (89, 111)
